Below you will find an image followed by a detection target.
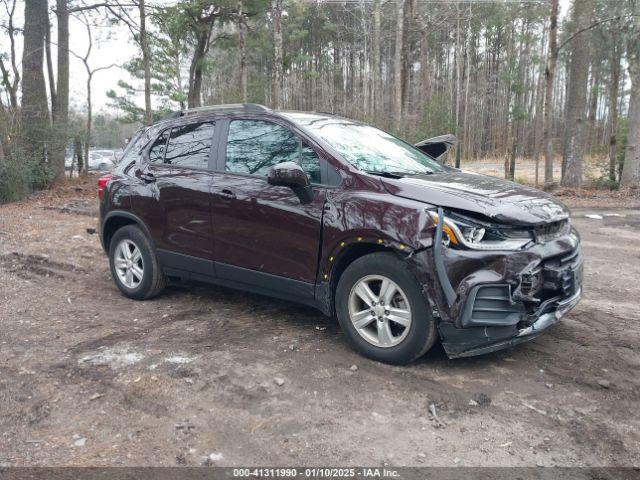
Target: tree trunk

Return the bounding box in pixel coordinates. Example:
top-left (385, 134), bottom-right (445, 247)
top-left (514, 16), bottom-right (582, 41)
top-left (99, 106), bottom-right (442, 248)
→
top-left (271, 0), bottom-right (283, 109)
top-left (237, 0), bottom-right (247, 103)
top-left (0, 100), bottom-right (9, 161)
top-left (50, 0), bottom-right (69, 184)
top-left (608, 37), bottom-right (621, 183)
top-left (84, 73), bottom-right (92, 177)
top-left (562, 0), bottom-right (592, 188)
top-left (454, 3), bottom-right (461, 145)
top-left (543, 0), bottom-right (559, 188)
top-left (360, 0), bottom-right (369, 118)
top-left (74, 135), bottom-right (83, 177)
top-left (586, 64), bottom-right (601, 153)
top-left (0, 0), bottom-right (20, 111)
top-left (419, 22), bottom-right (428, 106)
top-left (188, 27), bottom-right (210, 108)
top-left (371, 0), bottom-right (381, 118)
top-left (621, 9), bottom-right (640, 188)
top-left (21, 0), bottom-right (50, 164)
top-left (139, 0), bottom-right (152, 123)
top-left (393, 0), bottom-right (404, 132)
top-left (44, 12), bottom-right (56, 115)
top-left (533, 24), bottom-right (547, 186)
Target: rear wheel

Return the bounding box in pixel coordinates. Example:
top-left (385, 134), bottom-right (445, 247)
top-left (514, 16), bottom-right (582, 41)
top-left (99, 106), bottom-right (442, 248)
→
top-left (109, 225), bottom-right (165, 300)
top-left (335, 252), bottom-right (437, 364)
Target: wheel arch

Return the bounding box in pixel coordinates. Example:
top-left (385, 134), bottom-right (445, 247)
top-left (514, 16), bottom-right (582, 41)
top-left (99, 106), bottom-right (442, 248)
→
top-left (317, 241), bottom-right (401, 316)
top-left (101, 211), bottom-right (155, 253)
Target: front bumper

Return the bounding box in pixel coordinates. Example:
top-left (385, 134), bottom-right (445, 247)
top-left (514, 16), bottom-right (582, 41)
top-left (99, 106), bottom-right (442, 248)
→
top-left (406, 230), bottom-right (583, 358)
top-left (440, 287), bottom-right (581, 358)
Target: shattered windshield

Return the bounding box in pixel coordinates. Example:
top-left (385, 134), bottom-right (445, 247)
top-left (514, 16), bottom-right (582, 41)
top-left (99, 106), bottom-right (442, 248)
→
top-left (284, 113), bottom-right (443, 176)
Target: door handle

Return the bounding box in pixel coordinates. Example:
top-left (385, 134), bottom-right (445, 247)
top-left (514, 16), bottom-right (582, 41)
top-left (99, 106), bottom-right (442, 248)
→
top-left (218, 189), bottom-right (236, 200)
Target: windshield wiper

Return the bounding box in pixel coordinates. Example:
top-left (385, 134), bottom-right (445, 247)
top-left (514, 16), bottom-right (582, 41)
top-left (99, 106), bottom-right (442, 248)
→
top-left (363, 170), bottom-right (405, 178)
top-left (363, 170), bottom-right (433, 178)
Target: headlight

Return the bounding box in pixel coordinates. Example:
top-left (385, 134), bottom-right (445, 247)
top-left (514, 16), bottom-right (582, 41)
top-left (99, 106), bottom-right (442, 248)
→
top-left (428, 211), bottom-right (533, 251)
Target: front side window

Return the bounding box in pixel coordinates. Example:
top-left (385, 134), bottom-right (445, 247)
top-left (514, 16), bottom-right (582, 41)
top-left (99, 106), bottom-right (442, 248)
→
top-left (164, 122), bottom-right (215, 167)
top-left (301, 143), bottom-right (321, 184)
top-left (225, 120), bottom-right (321, 182)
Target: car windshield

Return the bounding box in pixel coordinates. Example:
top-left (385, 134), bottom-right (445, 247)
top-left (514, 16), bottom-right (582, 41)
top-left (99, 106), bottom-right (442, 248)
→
top-left (283, 113), bottom-right (444, 175)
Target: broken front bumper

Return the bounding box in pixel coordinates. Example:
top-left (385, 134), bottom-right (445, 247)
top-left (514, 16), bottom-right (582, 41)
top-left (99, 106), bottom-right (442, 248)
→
top-left (406, 227), bottom-right (583, 359)
top-left (440, 286), bottom-right (581, 358)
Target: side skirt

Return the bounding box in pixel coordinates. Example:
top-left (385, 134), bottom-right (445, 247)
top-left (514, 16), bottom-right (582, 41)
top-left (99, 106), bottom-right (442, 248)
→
top-left (156, 249), bottom-right (322, 311)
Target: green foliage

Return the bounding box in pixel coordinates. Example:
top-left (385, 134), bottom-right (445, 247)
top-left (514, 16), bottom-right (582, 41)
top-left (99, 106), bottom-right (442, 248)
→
top-left (589, 153), bottom-right (620, 190)
top-left (0, 149), bottom-right (52, 204)
top-left (414, 93), bottom-right (456, 143)
top-left (510, 104), bottom-right (528, 122)
top-left (108, 4), bottom-right (193, 121)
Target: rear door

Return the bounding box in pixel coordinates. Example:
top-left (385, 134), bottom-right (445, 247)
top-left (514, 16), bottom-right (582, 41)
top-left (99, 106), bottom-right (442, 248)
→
top-left (210, 117), bottom-right (327, 297)
top-left (138, 120), bottom-right (218, 276)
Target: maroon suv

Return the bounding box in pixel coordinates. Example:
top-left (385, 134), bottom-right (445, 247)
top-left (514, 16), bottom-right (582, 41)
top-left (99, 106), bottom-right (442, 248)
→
top-left (98, 104), bottom-right (582, 364)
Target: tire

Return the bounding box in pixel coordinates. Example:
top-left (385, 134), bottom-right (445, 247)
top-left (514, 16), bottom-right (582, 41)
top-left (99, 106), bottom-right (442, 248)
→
top-left (335, 252), bottom-right (437, 365)
top-left (108, 224), bottom-right (165, 300)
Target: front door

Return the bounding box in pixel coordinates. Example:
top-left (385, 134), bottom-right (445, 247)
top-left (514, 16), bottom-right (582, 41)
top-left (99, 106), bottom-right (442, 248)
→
top-left (211, 118), bottom-right (326, 294)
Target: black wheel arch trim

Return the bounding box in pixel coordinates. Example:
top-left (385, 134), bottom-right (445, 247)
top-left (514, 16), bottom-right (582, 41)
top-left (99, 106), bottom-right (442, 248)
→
top-left (101, 210), bottom-right (156, 253)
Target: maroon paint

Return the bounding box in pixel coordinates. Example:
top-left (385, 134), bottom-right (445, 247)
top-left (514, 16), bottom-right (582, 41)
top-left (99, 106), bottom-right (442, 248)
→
top-left (210, 171), bottom-right (326, 283)
top-left (99, 108), bottom-right (581, 344)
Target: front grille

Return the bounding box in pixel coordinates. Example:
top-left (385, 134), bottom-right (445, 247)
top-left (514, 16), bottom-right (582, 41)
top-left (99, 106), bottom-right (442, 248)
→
top-left (541, 247), bottom-right (583, 297)
top-left (460, 246), bottom-right (582, 328)
top-left (533, 219), bottom-right (570, 243)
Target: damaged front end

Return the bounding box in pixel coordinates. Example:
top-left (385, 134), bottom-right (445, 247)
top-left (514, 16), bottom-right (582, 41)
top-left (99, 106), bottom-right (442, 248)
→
top-left (407, 207), bottom-right (583, 358)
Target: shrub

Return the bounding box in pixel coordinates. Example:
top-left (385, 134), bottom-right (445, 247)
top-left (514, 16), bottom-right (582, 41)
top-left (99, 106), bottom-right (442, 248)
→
top-left (0, 151), bottom-right (52, 204)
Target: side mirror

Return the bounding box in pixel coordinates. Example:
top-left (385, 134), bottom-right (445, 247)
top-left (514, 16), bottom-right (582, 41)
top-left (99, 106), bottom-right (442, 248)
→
top-left (267, 162), bottom-right (313, 204)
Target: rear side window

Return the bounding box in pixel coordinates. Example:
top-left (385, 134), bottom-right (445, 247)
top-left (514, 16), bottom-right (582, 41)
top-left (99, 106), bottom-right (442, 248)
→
top-left (164, 122), bottom-right (215, 167)
top-left (225, 119), bottom-right (320, 182)
top-left (149, 130), bottom-right (169, 163)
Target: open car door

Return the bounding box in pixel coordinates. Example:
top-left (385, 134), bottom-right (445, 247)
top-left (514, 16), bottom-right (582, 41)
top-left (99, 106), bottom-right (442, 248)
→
top-left (414, 134), bottom-right (458, 164)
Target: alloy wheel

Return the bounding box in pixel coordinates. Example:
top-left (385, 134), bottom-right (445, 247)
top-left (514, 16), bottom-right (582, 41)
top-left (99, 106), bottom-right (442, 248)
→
top-left (114, 239), bottom-right (144, 289)
top-left (348, 275), bottom-right (412, 348)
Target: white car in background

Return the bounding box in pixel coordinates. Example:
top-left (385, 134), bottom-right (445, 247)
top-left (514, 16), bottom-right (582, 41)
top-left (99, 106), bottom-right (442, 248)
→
top-left (65, 149), bottom-right (121, 172)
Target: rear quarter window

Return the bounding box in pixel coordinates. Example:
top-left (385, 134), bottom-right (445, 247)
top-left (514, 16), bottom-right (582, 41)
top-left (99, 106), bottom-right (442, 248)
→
top-left (164, 122), bottom-right (215, 168)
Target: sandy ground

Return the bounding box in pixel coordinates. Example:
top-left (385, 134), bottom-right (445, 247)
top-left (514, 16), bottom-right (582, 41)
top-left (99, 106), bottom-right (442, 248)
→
top-left (0, 175), bottom-right (639, 467)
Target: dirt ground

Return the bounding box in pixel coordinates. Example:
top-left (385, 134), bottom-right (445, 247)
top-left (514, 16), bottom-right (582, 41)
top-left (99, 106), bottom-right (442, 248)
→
top-left (1, 175), bottom-right (639, 467)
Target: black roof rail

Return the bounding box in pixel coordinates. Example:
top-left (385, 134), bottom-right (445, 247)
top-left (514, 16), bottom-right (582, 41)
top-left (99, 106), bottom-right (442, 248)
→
top-left (182, 103), bottom-right (271, 116)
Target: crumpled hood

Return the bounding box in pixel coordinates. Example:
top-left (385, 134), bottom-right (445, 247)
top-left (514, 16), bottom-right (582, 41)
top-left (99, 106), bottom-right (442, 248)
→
top-left (380, 169), bottom-right (569, 225)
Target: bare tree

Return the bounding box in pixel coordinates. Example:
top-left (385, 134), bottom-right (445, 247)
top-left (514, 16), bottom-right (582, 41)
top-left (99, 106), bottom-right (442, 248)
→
top-left (237, 0), bottom-right (247, 103)
top-left (393, 0), bottom-right (404, 131)
top-left (271, 0), bottom-right (283, 109)
top-left (138, 0), bottom-right (152, 124)
top-left (608, 29), bottom-right (622, 183)
top-left (0, 0), bottom-right (20, 110)
top-left (543, 0), bottom-right (559, 188)
top-left (48, 0), bottom-right (70, 183)
top-left (70, 15), bottom-right (117, 175)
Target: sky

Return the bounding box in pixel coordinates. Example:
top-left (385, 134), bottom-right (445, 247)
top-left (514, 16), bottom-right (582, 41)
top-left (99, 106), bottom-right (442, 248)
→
top-left (1, 0), bottom-right (573, 115)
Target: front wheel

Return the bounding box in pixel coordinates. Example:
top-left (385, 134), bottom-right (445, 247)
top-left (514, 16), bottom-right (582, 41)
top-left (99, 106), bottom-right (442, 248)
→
top-left (108, 225), bottom-right (165, 300)
top-left (335, 252), bottom-right (437, 364)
